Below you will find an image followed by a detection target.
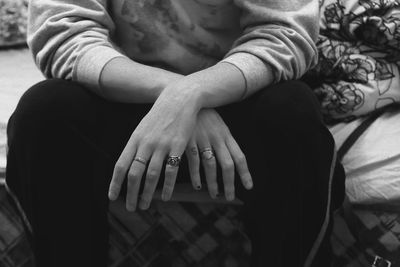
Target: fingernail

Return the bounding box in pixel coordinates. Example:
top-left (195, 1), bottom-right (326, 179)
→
top-left (227, 193), bottom-right (235, 201)
top-left (126, 203), bottom-right (135, 212)
top-left (162, 191), bottom-right (170, 201)
top-left (108, 191), bottom-right (117, 201)
top-left (247, 180), bottom-right (253, 189)
top-left (139, 200), bottom-right (149, 210)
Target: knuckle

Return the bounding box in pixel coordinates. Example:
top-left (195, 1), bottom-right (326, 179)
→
top-left (207, 179), bottom-right (218, 188)
top-left (164, 183), bottom-right (174, 192)
top-left (165, 165), bottom-right (178, 174)
top-left (114, 163), bottom-right (126, 175)
top-left (140, 135), bottom-right (151, 144)
top-left (164, 179), bottom-right (175, 188)
top-left (208, 134), bottom-right (219, 143)
top-left (157, 139), bottom-right (169, 149)
top-left (188, 147), bottom-right (199, 156)
top-left (221, 161), bottom-right (234, 172)
top-left (127, 171), bottom-right (140, 181)
top-left (225, 185), bottom-right (235, 192)
top-left (204, 159), bottom-right (217, 167)
top-left (190, 169), bottom-right (200, 178)
top-left (236, 154), bottom-right (247, 165)
top-left (190, 157), bottom-right (200, 166)
top-left (169, 138), bottom-right (180, 147)
top-left (110, 183), bottom-right (121, 192)
top-left (143, 137), bottom-right (159, 149)
top-left (210, 185), bottom-right (218, 193)
top-left (164, 168), bottom-right (173, 176)
top-left (171, 135), bottom-right (184, 145)
top-left (146, 170), bottom-right (159, 182)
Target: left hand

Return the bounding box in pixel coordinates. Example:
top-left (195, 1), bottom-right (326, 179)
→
top-left (107, 83), bottom-right (200, 211)
top-left (185, 109), bottom-right (253, 201)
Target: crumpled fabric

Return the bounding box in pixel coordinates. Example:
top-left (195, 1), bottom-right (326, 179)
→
top-left (329, 107), bottom-right (400, 204)
top-left (308, 0), bottom-right (400, 120)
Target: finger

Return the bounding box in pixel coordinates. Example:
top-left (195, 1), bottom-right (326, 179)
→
top-left (226, 138), bottom-right (253, 190)
top-left (185, 138), bottom-right (201, 190)
top-left (109, 140), bottom-right (137, 201)
top-left (200, 147), bottom-right (218, 199)
top-left (126, 149), bottom-right (150, 211)
top-left (214, 144), bottom-right (235, 201)
top-left (162, 152), bottom-right (182, 201)
top-left (138, 151), bottom-right (164, 210)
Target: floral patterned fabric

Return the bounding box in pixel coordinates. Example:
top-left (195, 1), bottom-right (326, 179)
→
top-left (308, 0), bottom-right (400, 120)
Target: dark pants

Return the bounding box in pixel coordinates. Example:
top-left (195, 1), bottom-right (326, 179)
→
top-left (6, 79), bottom-right (344, 267)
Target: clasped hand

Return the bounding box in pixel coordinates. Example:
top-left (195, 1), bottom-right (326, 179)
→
top-left (108, 83), bottom-right (253, 211)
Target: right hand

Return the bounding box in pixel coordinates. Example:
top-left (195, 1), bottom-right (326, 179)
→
top-left (185, 109), bottom-right (253, 201)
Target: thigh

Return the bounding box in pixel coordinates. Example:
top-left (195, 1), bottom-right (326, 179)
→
top-left (215, 80), bottom-right (325, 186)
top-left (6, 79), bottom-right (154, 202)
top-left (7, 79), bottom-right (152, 154)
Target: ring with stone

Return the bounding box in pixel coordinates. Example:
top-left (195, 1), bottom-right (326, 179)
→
top-left (166, 156), bottom-right (181, 167)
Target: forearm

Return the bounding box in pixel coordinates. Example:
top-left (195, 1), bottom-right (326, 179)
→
top-left (98, 58), bottom-right (269, 107)
top-left (98, 57), bottom-right (183, 103)
top-left (162, 62), bottom-right (274, 110)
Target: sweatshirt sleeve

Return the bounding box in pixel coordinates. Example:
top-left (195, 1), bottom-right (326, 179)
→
top-left (27, 0), bottom-right (127, 90)
top-left (221, 0), bottom-right (320, 92)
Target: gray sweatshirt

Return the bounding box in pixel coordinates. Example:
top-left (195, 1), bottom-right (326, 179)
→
top-left (27, 0), bottom-right (319, 93)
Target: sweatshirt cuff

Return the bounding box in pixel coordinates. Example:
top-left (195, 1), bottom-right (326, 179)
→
top-left (74, 45), bottom-right (127, 90)
top-left (221, 52), bottom-right (274, 93)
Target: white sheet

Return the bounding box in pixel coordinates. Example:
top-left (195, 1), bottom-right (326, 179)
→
top-left (330, 108), bottom-right (400, 204)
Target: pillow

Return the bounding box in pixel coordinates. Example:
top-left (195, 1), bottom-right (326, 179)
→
top-left (330, 107), bottom-right (400, 205)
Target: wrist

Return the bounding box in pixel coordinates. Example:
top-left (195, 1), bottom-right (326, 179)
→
top-left (182, 63), bottom-right (246, 108)
top-left (99, 57), bottom-right (185, 103)
top-left (161, 80), bottom-right (204, 113)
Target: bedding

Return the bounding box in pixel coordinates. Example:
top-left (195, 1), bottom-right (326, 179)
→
top-left (329, 107), bottom-right (400, 205)
top-left (309, 0), bottom-right (400, 120)
top-left (0, 185), bottom-right (251, 267)
top-left (2, 183), bottom-right (399, 267)
top-left (305, 0), bottom-right (400, 206)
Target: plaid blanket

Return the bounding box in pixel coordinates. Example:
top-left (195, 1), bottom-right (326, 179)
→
top-left (332, 204), bottom-right (400, 267)
top-left (1, 184), bottom-right (399, 267)
top-left (0, 185), bottom-right (251, 267)
top-left (0, 185), bottom-right (34, 267)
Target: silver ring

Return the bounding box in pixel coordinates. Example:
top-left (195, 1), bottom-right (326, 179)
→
top-left (133, 156), bottom-right (148, 165)
top-left (166, 156), bottom-right (181, 167)
top-left (200, 148), bottom-right (215, 160)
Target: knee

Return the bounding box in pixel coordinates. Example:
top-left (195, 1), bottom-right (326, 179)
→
top-left (8, 79), bottom-right (90, 139)
top-left (13, 79), bottom-right (79, 121)
top-left (12, 78), bottom-right (96, 123)
top-left (250, 81), bottom-right (323, 132)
